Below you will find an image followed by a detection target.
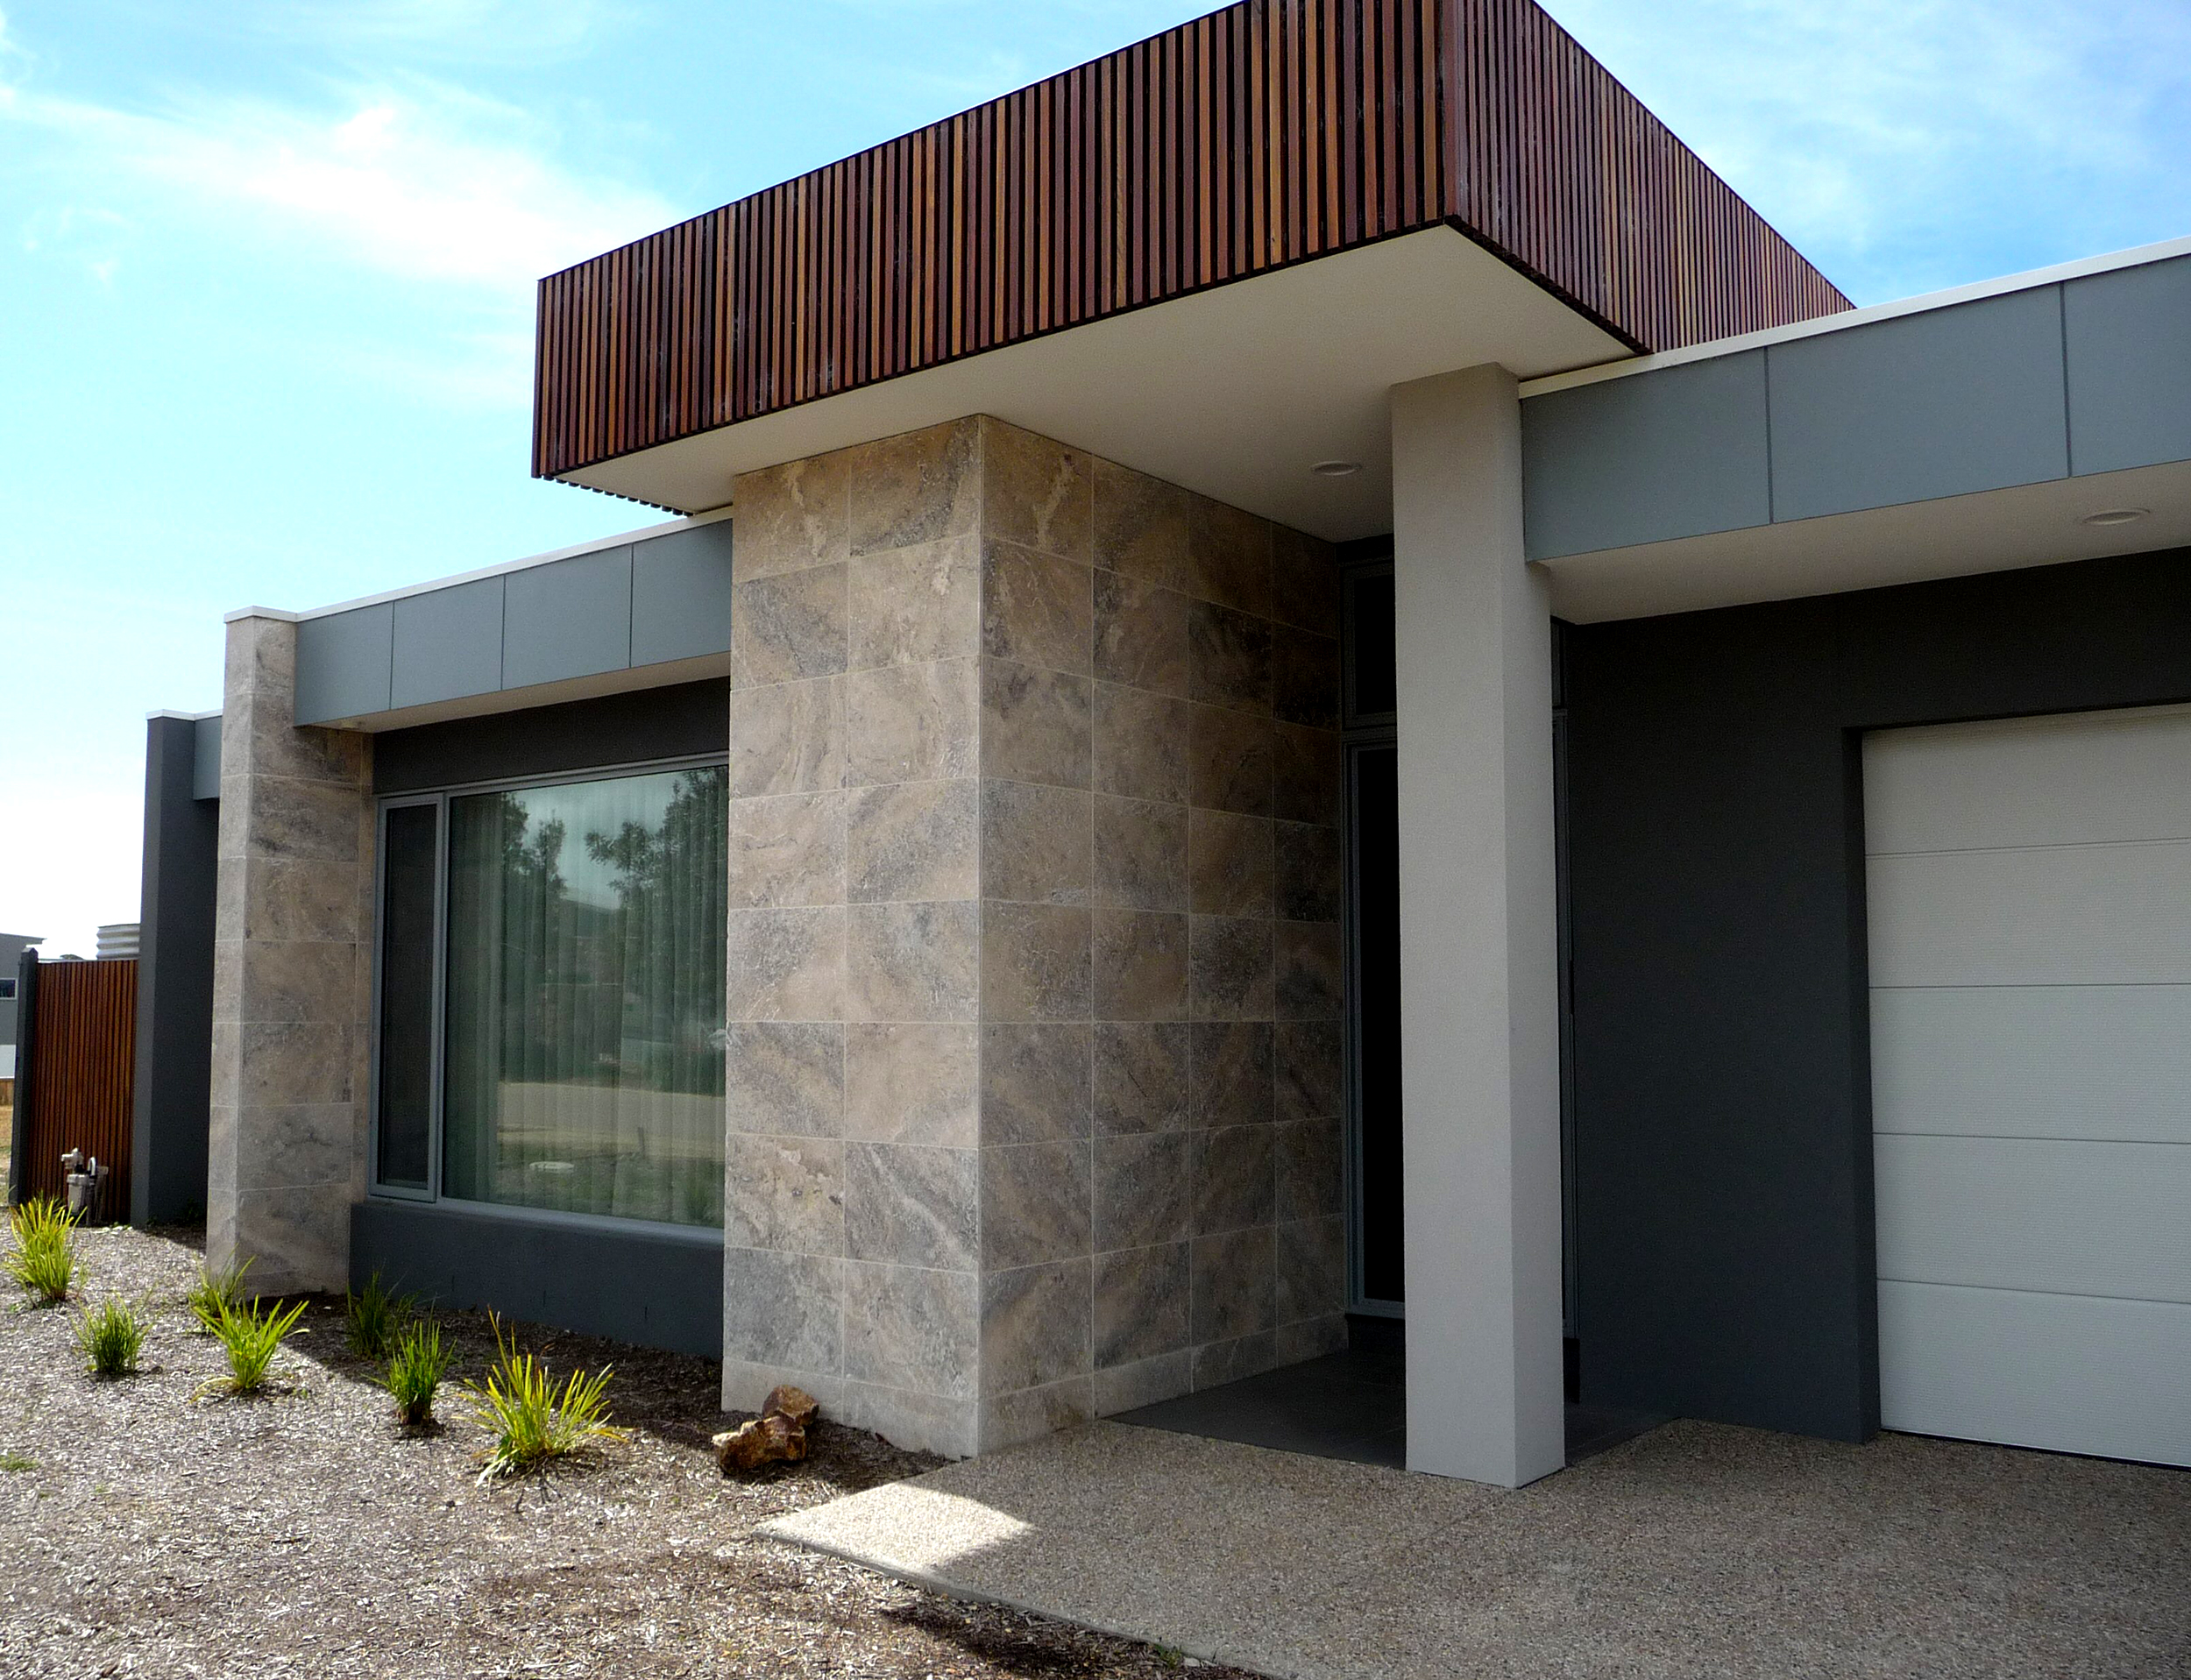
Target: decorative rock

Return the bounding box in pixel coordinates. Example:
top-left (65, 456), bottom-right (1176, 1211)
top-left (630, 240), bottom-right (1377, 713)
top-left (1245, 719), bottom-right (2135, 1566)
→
top-left (762, 1384), bottom-right (819, 1428)
top-left (713, 1412), bottom-right (806, 1474)
top-left (712, 1385), bottom-right (821, 1475)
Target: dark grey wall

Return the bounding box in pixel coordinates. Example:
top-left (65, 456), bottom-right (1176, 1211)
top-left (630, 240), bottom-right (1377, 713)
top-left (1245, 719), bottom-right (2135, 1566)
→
top-left (1563, 546), bottom-right (2191, 1441)
top-left (374, 677), bottom-right (728, 796)
top-left (190, 714), bottom-right (222, 798)
top-left (352, 1200), bottom-right (722, 1357)
top-left (132, 715), bottom-right (219, 1224)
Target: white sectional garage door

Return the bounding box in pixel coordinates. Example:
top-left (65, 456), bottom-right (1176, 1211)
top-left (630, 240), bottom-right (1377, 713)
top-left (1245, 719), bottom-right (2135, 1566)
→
top-left (1865, 704), bottom-right (2191, 1467)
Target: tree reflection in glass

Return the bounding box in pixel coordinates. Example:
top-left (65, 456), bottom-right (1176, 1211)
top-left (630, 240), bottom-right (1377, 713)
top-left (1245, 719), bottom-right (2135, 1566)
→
top-left (442, 767), bottom-right (727, 1227)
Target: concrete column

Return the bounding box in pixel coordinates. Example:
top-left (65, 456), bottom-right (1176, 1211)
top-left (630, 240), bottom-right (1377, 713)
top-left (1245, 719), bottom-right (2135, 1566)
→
top-left (1389, 365), bottom-right (1565, 1486)
top-left (208, 613), bottom-right (374, 1296)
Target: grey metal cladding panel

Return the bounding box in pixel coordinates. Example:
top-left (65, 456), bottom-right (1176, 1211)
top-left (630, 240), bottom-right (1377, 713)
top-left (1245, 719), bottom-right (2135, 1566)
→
top-left (190, 713), bottom-right (222, 799)
top-left (1521, 351), bottom-right (1771, 559)
top-left (2064, 256), bottom-right (2191, 476)
top-left (389, 577), bottom-right (504, 709)
top-left (1768, 287), bottom-right (2069, 523)
top-left (502, 545), bottom-right (633, 690)
top-left (631, 521), bottom-right (735, 666)
top-left (294, 602), bottom-right (394, 725)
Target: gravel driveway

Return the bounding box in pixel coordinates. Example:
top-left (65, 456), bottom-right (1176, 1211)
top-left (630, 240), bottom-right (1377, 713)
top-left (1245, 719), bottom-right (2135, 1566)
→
top-left (0, 1223), bottom-right (1251, 1678)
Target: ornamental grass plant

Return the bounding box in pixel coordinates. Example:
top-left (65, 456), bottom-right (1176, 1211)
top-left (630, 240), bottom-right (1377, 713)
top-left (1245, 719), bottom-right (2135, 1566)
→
top-left (4, 1198), bottom-right (77, 1304)
top-left (199, 1294), bottom-right (308, 1397)
top-left (385, 1318), bottom-right (450, 1428)
top-left (345, 1272), bottom-right (414, 1360)
top-left (464, 1313), bottom-right (625, 1481)
top-left (72, 1296), bottom-right (148, 1379)
top-left (186, 1256), bottom-right (252, 1333)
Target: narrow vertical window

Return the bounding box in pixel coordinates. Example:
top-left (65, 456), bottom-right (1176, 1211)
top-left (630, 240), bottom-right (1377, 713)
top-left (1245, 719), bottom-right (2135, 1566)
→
top-left (440, 766), bottom-right (727, 1228)
top-left (1344, 570), bottom-right (1396, 722)
top-left (375, 802), bottom-right (440, 1191)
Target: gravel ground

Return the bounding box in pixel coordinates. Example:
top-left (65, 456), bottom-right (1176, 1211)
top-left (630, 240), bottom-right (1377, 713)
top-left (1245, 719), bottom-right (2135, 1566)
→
top-left (0, 1223), bottom-right (1255, 1679)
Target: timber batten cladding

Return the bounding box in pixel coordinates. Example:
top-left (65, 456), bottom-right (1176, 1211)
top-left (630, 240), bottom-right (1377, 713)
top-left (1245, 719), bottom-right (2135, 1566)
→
top-left (17, 960), bottom-right (138, 1211)
top-left (532, 0), bottom-right (1848, 487)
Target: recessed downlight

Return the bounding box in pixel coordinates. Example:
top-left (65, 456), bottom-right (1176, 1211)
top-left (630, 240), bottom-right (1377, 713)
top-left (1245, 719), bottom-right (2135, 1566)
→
top-left (1311, 459), bottom-right (1363, 478)
top-left (2081, 507), bottom-right (2150, 528)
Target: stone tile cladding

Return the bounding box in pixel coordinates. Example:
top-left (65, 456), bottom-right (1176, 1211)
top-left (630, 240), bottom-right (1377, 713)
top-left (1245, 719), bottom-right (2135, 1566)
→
top-left (207, 614), bottom-right (376, 1296)
top-left (724, 417), bottom-right (1344, 1456)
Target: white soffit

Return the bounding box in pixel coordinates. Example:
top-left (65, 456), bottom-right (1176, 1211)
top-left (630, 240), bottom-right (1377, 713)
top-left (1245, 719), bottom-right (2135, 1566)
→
top-left (560, 224), bottom-right (1631, 541)
top-left (1542, 458), bottom-right (2191, 624)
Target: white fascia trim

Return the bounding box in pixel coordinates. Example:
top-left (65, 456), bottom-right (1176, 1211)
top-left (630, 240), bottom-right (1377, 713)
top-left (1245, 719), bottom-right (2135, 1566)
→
top-left (145, 709), bottom-right (221, 722)
top-left (1520, 232), bottom-right (2191, 400)
top-left (220, 503), bottom-right (734, 626)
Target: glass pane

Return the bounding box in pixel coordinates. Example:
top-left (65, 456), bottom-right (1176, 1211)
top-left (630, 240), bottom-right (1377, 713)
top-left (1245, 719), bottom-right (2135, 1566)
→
top-left (1355, 743), bottom-right (1404, 1301)
top-left (375, 803), bottom-right (439, 1190)
top-left (1348, 570), bottom-right (1396, 720)
top-left (441, 767), bottom-right (727, 1228)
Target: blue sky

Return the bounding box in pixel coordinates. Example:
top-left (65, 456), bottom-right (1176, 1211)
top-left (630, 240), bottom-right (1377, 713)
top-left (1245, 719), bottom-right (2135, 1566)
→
top-left (2, 0), bottom-right (2187, 955)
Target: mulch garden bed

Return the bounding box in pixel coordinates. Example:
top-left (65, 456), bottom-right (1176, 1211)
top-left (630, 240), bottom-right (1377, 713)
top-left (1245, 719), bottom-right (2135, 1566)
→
top-left (0, 1223), bottom-right (1253, 1678)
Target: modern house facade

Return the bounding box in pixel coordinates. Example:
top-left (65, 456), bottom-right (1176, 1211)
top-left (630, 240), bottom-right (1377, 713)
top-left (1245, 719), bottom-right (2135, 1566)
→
top-left (128, 0), bottom-right (2189, 1479)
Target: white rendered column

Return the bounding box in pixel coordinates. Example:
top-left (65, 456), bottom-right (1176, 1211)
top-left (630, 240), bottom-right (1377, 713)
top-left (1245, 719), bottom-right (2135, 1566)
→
top-left (1389, 365), bottom-right (1564, 1486)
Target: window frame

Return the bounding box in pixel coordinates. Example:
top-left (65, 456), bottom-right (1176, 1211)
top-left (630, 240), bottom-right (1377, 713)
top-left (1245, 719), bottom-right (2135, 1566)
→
top-left (368, 793), bottom-right (443, 1203)
top-left (1341, 548), bottom-right (1400, 1317)
top-left (1341, 559), bottom-right (1397, 730)
top-left (366, 750), bottom-right (730, 1232)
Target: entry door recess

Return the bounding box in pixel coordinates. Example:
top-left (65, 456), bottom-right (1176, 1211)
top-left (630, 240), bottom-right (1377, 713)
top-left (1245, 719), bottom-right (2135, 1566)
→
top-left (1864, 704), bottom-right (2191, 1467)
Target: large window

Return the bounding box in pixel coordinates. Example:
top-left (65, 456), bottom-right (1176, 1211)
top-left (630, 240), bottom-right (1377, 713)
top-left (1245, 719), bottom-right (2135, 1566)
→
top-left (373, 762), bottom-right (727, 1230)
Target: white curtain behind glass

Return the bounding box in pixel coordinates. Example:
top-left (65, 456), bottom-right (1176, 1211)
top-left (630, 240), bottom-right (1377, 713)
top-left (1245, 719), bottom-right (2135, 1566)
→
top-left (442, 767), bottom-right (727, 1227)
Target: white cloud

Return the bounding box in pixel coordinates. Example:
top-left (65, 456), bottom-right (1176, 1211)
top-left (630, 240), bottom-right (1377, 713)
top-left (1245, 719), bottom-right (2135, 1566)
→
top-left (1542, 0), bottom-right (2191, 299)
top-left (0, 22), bottom-right (677, 408)
top-left (4, 75), bottom-right (672, 294)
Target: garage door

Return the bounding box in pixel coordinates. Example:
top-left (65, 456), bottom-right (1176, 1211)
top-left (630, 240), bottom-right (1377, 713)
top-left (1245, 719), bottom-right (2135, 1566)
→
top-left (1865, 704), bottom-right (2191, 1467)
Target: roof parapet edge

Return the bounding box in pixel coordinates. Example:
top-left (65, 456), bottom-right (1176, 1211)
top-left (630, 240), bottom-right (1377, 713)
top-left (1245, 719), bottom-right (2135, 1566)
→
top-left (222, 504), bottom-right (734, 626)
top-left (1520, 233), bottom-right (2191, 400)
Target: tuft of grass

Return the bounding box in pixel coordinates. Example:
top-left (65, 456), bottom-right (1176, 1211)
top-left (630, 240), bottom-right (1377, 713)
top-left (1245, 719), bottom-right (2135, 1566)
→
top-left (72, 1296), bottom-right (148, 1379)
top-left (198, 1294), bottom-right (308, 1397)
top-left (0, 1452), bottom-right (33, 1472)
top-left (464, 1313), bottom-right (626, 1481)
top-left (4, 1198), bottom-right (79, 1304)
top-left (344, 1271), bottom-right (413, 1359)
top-left (186, 1256), bottom-right (252, 1334)
top-left (385, 1318), bottom-right (450, 1428)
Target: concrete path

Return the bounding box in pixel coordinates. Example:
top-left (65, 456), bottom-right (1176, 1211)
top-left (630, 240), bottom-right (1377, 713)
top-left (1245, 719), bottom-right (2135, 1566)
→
top-left (761, 1418), bottom-right (2191, 1678)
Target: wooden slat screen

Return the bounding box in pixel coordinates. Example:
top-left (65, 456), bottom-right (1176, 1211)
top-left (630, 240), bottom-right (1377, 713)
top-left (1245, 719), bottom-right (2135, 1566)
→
top-left (534, 0), bottom-right (1848, 485)
top-left (19, 960), bottom-right (137, 1214)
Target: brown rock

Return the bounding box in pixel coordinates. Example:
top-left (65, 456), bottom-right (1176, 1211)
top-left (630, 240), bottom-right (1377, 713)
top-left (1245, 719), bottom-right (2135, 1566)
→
top-left (713, 1412), bottom-right (807, 1475)
top-left (762, 1384), bottom-right (819, 1428)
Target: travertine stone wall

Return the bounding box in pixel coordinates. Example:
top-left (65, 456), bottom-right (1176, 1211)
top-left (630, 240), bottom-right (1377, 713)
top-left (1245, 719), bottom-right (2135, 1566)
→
top-left (207, 613), bottom-right (375, 1296)
top-left (721, 416), bottom-right (1344, 1457)
top-left (720, 417), bottom-right (986, 1455)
